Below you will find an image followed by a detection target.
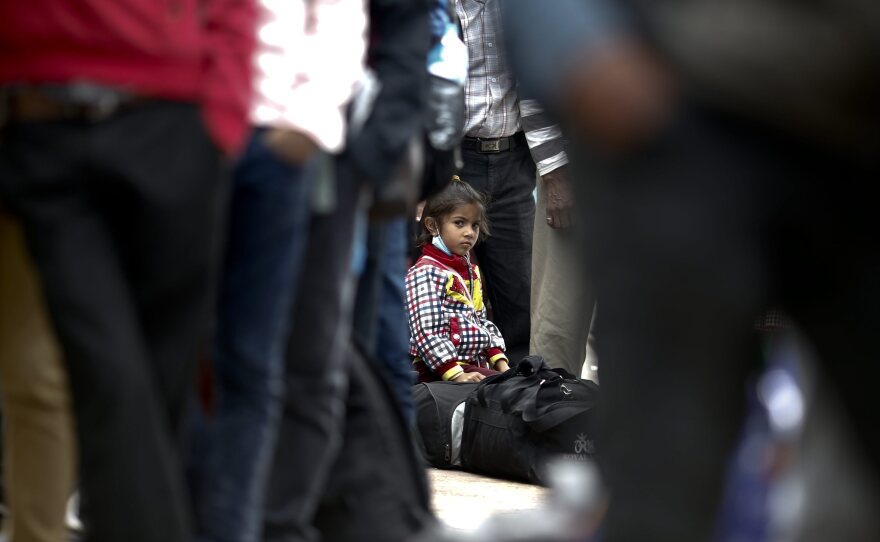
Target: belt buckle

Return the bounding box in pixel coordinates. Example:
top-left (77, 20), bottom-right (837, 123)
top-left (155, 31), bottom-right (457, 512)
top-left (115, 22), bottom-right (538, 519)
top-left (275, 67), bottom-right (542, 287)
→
top-left (479, 139), bottom-right (501, 153)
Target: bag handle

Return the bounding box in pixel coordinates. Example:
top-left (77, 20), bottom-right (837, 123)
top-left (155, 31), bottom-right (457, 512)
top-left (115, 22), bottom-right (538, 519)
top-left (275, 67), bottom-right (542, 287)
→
top-left (475, 356), bottom-right (553, 410)
top-left (475, 369), bottom-right (517, 406)
top-left (514, 355), bottom-right (550, 377)
top-left (523, 379), bottom-right (600, 431)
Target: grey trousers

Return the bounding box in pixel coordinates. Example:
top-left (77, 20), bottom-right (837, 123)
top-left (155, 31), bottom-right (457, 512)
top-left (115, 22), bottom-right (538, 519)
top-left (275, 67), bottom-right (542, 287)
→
top-left (529, 178), bottom-right (595, 379)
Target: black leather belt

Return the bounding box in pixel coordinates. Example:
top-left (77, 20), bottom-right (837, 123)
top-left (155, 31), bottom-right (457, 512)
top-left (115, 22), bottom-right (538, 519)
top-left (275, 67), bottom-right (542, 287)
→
top-left (461, 135), bottom-right (514, 153)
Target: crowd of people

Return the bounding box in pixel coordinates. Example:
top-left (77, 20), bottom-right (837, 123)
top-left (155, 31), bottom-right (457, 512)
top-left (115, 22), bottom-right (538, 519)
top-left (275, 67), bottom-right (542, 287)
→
top-left (1, 0), bottom-right (879, 542)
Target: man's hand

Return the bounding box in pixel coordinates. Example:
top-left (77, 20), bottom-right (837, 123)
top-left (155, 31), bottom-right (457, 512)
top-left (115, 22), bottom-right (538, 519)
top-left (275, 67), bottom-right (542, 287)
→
top-left (493, 360), bottom-right (510, 373)
top-left (541, 166), bottom-right (574, 229)
top-left (263, 128), bottom-right (319, 166)
top-left (563, 41), bottom-right (675, 152)
top-left (452, 371), bottom-right (486, 383)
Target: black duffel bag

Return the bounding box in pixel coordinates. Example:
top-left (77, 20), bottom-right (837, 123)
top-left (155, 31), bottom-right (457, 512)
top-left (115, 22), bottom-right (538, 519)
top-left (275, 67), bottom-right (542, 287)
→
top-left (413, 381), bottom-right (478, 468)
top-left (461, 356), bottom-right (599, 485)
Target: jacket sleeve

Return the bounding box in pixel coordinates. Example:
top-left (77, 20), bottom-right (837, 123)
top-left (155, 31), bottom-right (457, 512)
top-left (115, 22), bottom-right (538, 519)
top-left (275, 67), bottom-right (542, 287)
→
top-left (483, 318), bottom-right (508, 366)
top-left (406, 265), bottom-right (465, 380)
top-left (345, 0), bottom-right (431, 185)
top-left (473, 266), bottom-right (507, 365)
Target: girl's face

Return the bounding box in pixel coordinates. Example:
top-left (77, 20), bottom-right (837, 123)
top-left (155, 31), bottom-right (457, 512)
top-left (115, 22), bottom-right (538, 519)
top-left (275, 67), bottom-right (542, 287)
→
top-left (437, 202), bottom-right (481, 257)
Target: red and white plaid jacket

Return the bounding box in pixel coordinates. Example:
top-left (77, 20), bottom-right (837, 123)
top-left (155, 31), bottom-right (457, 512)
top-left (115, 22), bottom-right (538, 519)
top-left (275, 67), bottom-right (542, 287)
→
top-left (406, 244), bottom-right (507, 381)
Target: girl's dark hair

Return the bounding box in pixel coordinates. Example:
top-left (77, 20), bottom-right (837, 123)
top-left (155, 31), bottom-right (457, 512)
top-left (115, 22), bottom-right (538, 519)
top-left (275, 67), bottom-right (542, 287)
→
top-left (417, 176), bottom-right (490, 247)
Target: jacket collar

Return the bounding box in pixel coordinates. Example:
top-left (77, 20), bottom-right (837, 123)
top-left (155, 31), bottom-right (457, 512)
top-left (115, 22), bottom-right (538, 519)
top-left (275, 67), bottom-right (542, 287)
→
top-left (421, 243), bottom-right (472, 278)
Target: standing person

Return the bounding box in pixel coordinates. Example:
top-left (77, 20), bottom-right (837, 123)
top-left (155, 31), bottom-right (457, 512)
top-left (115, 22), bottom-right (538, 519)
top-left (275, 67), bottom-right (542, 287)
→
top-left (407, 177), bottom-right (510, 384)
top-left (261, 0), bottom-right (431, 539)
top-left (188, 2), bottom-right (368, 542)
top-left (0, 2), bottom-right (255, 541)
top-left (503, 1), bottom-right (880, 541)
top-left (453, 0), bottom-right (569, 363)
top-left (350, 0), bottom-right (466, 422)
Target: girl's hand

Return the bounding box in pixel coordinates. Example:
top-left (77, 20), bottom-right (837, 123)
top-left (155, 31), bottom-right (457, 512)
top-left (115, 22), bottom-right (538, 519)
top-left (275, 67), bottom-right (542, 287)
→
top-left (494, 360), bottom-right (510, 373)
top-left (452, 372), bottom-right (485, 383)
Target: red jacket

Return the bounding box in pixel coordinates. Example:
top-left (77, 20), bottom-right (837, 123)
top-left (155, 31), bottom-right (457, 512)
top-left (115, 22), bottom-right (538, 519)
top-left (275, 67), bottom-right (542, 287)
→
top-left (0, 0), bottom-right (255, 154)
top-left (406, 244), bottom-right (508, 381)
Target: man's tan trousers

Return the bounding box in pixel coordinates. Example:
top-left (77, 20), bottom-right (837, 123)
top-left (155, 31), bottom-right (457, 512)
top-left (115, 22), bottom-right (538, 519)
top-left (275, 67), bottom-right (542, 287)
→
top-left (529, 179), bottom-right (596, 379)
top-left (0, 216), bottom-right (75, 542)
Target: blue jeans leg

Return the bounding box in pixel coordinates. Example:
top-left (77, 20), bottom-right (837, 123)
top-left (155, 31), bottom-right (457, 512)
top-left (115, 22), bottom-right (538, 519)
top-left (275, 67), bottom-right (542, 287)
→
top-left (375, 218), bottom-right (416, 422)
top-left (190, 129), bottom-right (313, 542)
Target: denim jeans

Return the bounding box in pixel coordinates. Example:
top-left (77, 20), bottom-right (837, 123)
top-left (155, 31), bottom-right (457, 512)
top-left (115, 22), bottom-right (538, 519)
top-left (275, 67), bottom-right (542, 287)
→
top-left (374, 218), bottom-right (416, 422)
top-left (352, 217), bottom-right (416, 422)
top-left (189, 129), bottom-right (313, 542)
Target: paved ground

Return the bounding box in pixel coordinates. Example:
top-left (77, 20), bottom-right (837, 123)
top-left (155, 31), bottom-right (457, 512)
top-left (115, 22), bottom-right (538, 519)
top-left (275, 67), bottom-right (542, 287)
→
top-left (428, 468), bottom-right (549, 532)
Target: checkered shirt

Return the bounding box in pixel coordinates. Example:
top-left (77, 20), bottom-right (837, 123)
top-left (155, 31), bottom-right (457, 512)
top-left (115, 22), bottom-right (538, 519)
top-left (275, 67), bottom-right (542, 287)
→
top-left (406, 247), bottom-right (507, 381)
top-left (454, 0), bottom-right (568, 176)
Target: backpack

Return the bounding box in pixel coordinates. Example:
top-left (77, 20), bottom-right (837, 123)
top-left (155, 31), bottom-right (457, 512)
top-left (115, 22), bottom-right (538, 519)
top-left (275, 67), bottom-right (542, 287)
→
top-left (461, 356), bottom-right (599, 485)
top-left (412, 381), bottom-right (478, 468)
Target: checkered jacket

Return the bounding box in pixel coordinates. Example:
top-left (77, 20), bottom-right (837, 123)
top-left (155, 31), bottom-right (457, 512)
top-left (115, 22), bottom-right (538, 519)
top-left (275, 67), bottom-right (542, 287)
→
top-left (406, 244), bottom-right (507, 381)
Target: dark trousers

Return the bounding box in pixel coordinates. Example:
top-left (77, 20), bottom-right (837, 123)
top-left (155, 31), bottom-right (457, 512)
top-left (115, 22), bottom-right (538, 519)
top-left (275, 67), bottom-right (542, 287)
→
top-left (0, 102), bottom-right (224, 542)
top-left (262, 155), bottom-right (364, 542)
top-left (460, 132), bottom-right (536, 362)
top-left (580, 109), bottom-right (880, 542)
top-left (189, 129), bottom-right (314, 542)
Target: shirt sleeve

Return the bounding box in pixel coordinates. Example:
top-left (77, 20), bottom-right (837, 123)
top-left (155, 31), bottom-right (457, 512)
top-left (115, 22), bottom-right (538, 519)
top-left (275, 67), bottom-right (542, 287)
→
top-left (251, 0), bottom-right (368, 153)
top-left (406, 265), bottom-right (465, 381)
top-left (519, 98), bottom-right (568, 177)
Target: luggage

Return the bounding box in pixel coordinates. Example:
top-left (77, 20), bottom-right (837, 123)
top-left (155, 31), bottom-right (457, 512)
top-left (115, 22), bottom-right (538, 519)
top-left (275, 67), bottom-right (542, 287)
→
top-left (461, 356), bottom-right (599, 485)
top-left (412, 381), bottom-right (478, 468)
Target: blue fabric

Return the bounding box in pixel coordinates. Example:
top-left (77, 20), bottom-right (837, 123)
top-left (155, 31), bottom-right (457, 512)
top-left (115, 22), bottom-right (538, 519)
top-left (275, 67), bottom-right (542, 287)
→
top-left (429, 0), bottom-right (451, 40)
top-left (189, 129), bottom-right (314, 542)
top-left (375, 218), bottom-right (417, 422)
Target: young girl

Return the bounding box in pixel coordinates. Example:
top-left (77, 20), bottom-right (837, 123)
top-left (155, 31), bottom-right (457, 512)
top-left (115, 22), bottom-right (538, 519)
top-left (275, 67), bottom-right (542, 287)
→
top-left (406, 177), bottom-right (510, 383)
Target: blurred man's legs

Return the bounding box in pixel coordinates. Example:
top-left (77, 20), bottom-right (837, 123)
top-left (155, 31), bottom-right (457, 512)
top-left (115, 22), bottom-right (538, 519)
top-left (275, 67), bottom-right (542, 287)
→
top-left (582, 111), bottom-right (770, 542)
top-left (190, 130), bottom-right (314, 542)
top-left (0, 216), bottom-right (75, 542)
top-left (0, 101), bottom-right (224, 542)
top-left (585, 108), bottom-right (880, 541)
top-left (262, 155), bottom-right (364, 542)
top-left (774, 146), bottom-right (880, 542)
